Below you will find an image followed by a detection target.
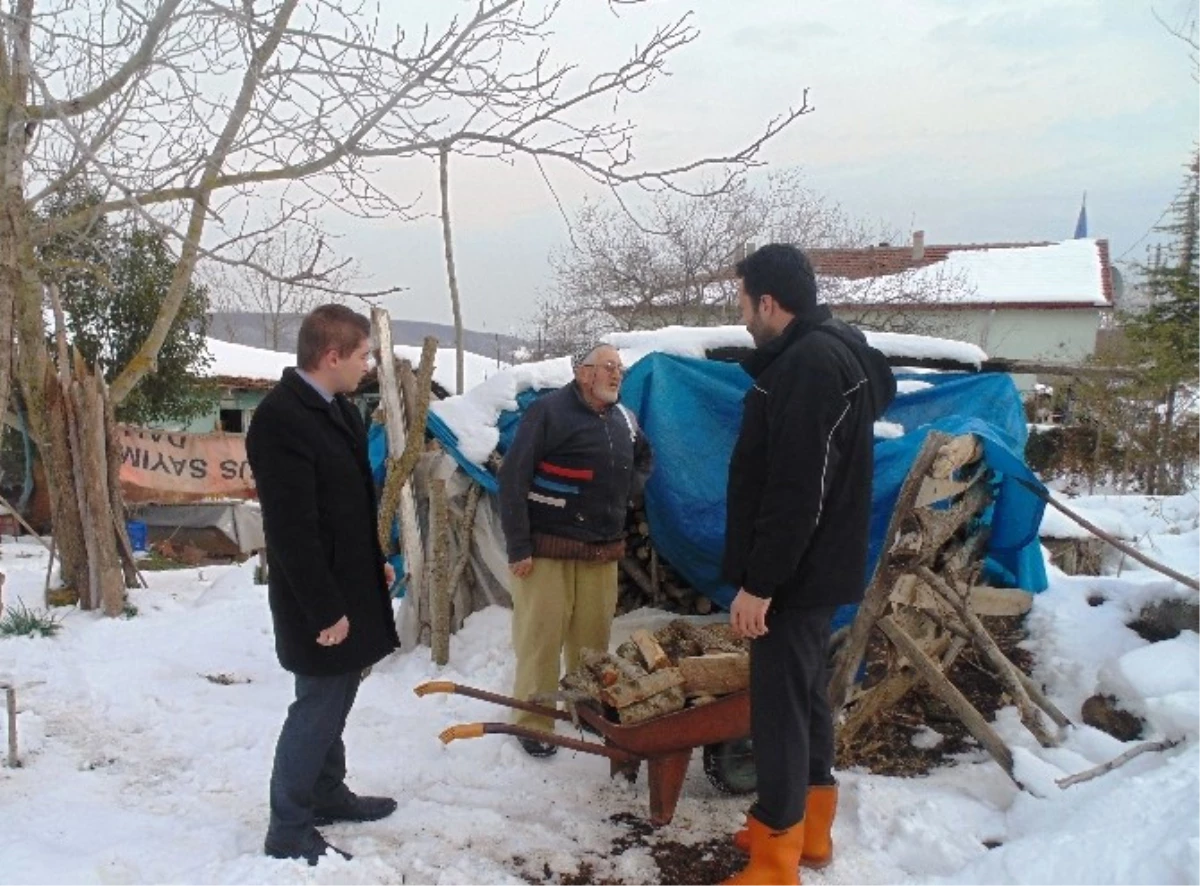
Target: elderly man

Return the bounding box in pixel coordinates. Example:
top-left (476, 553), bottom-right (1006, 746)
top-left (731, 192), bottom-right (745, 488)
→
top-left (498, 342), bottom-right (653, 757)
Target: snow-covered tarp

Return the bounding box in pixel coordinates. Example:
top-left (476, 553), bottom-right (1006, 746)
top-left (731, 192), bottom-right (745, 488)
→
top-left (429, 326), bottom-right (987, 466)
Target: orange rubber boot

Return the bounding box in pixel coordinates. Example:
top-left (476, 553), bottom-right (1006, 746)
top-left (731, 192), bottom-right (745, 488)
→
top-left (733, 785), bottom-right (839, 866)
top-left (800, 785), bottom-right (837, 868)
top-left (721, 814), bottom-right (804, 886)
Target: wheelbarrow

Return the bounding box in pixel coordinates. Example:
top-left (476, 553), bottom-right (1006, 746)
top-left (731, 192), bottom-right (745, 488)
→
top-left (415, 680), bottom-right (754, 825)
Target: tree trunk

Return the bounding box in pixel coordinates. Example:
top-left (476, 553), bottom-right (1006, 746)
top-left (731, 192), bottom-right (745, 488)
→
top-left (42, 371), bottom-right (88, 599)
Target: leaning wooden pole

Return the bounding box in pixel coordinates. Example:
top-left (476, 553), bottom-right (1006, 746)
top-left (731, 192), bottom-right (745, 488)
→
top-left (1017, 478), bottom-right (1199, 591)
top-left (878, 615), bottom-right (1020, 787)
top-left (430, 478), bottom-right (451, 666)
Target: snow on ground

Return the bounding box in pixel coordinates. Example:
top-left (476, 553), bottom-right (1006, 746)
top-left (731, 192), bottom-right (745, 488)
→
top-left (0, 494), bottom-right (1197, 885)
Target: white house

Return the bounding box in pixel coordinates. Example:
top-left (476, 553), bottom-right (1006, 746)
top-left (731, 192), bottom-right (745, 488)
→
top-left (811, 236), bottom-right (1114, 373)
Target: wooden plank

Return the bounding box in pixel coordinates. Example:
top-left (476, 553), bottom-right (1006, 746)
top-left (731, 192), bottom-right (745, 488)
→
top-left (892, 581), bottom-right (1033, 618)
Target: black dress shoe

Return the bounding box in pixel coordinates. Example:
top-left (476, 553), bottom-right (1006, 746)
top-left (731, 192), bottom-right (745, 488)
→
top-left (518, 737), bottom-right (559, 758)
top-left (313, 794), bottom-right (398, 826)
top-left (264, 830), bottom-right (352, 866)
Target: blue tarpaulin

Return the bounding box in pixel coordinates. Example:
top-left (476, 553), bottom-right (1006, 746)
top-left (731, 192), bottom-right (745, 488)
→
top-left (374, 353), bottom-right (1048, 619)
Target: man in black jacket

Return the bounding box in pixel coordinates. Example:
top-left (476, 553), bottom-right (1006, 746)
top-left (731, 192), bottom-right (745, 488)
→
top-left (246, 305), bottom-right (401, 865)
top-left (721, 245), bottom-right (895, 886)
top-left (498, 342), bottom-right (652, 757)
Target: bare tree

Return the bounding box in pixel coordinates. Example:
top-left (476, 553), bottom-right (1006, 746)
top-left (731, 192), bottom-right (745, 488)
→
top-left (544, 170), bottom-right (887, 337)
top-left (209, 229), bottom-right (355, 350)
top-left (824, 263), bottom-right (978, 335)
top-left (0, 0), bottom-right (808, 610)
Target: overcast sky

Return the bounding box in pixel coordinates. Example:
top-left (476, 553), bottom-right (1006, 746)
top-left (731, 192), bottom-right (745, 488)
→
top-left (326, 0), bottom-right (1198, 337)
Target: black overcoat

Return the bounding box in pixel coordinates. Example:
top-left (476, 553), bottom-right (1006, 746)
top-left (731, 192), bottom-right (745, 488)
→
top-left (246, 368), bottom-right (399, 676)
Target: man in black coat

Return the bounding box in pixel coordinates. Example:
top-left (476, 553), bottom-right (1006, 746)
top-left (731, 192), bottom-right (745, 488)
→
top-left (246, 304), bottom-right (401, 865)
top-left (721, 245), bottom-right (895, 885)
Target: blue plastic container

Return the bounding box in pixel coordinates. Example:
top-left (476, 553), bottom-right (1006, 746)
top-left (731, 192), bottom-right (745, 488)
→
top-left (126, 520), bottom-right (148, 553)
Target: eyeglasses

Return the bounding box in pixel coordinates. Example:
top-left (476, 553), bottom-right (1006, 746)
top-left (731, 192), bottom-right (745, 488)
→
top-left (582, 360), bottom-right (625, 376)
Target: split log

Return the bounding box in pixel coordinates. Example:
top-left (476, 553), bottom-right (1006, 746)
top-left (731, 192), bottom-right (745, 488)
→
top-left (930, 435), bottom-right (981, 479)
top-left (580, 649), bottom-right (647, 687)
top-left (631, 629), bottom-right (672, 672)
top-left (599, 668), bottom-right (684, 709)
top-left (877, 614), bottom-right (1019, 787)
top-left (618, 685), bottom-right (686, 725)
top-left (620, 558), bottom-right (656, 598)
top-left (678, 653), bottom-right (749, 697)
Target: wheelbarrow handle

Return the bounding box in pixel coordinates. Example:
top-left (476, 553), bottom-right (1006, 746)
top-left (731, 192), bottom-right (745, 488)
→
top-left (437, 720), bottom-right (639, 765)
top-left (414, 680), bottom-right (573, 723)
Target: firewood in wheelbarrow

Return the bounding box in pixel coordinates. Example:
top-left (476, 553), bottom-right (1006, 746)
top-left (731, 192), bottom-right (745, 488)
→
top-left (631, 629), bottom-right (672, 672)
top-left (598, 667), bottom-right (684, 709)
top-left (579, 648), bottom-right (647, 687)
top-left (617, 685), bottom-right (687, 725)
top-left (560, 666), bottom-right (603, 700)
top-left (679, 653), bottom-right (749, 697)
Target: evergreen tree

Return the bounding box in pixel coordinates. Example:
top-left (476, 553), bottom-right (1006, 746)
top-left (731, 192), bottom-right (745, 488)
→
top-left (38, 188), bottom-right (216, 426)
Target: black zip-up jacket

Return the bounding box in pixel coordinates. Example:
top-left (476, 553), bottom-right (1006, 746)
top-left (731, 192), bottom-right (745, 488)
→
top-left (722, 307), bottom-right (896, 609)
top-left (499, 382), bottom-right (653, 562)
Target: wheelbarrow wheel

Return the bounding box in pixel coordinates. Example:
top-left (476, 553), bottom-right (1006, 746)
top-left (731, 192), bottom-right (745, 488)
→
top-left (702, 738), bottom-right (756, 794)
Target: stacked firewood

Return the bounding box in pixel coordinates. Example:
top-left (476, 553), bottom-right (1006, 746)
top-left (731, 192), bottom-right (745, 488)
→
top-left (560, 620), bottom-right (749, 725)
top-left (618, 509), bottom-right (715, 616)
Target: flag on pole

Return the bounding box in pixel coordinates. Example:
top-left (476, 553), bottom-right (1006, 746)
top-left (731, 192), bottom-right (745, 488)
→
top-left (1073, 192), bottom-right (1088, 239)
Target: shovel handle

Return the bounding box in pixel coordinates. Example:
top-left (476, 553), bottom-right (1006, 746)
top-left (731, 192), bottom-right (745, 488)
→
top-left (415, 681), bottom-right (457, 697)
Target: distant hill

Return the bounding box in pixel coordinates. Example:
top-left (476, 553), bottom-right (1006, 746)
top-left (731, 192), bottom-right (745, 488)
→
top-left (206, 311), bottom-right (527, 363)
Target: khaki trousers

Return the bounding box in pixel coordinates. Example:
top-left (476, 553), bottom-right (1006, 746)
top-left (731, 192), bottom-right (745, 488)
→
top-left (510, 557), bottom-right (619, 733)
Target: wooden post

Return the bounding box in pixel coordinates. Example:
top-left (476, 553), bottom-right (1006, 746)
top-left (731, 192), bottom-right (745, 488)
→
top-left (372, 308), bottom-right (428, 648)
top-left (3, 684), bottom-right (16, 768)
top-left (430, 478), bottom-right (451, 666)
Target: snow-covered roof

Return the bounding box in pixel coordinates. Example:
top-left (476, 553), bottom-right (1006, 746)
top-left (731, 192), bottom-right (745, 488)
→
top-left (201, 337), bottom-right (506, 392)
top-left (431, 325), bottom-right (987, 464)
top-left (816, 239), bottom-right (1111, 308)
top-left (202, 337), bottom-right (293, 382)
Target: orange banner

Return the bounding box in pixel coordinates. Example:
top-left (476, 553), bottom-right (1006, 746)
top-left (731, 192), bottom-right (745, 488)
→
top-left (118, 426), bottom-right (256, 503)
